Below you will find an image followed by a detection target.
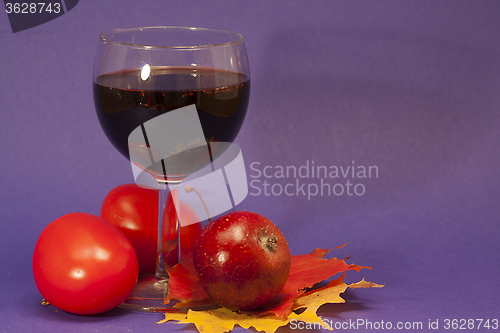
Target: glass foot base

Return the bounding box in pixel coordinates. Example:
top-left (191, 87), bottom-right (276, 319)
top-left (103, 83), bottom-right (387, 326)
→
top-left (119, 275), bottom-right (178, 313)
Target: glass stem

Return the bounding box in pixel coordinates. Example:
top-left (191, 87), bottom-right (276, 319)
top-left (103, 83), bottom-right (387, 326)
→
top-left (155, 181), bottom-right (181, 282)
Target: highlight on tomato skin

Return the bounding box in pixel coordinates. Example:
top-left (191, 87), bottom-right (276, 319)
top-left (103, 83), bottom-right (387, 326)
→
top-left (32, 212), bottom-right (139, 315)
top-left (100, 183), bottom-right (202, 275)
top-left (100, 184), bottom-right (158, 275)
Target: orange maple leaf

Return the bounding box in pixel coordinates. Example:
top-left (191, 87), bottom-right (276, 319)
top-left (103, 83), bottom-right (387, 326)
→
top-left (164, 246), bottom-right (375, 318)
top-left (159, 246), bottom-right (382, 332)
top-left (158, 273), bottom-right (383, 333)
top-left (165, 253), bottom-right (211, 304)
top-left (245, 248), bottom-right (370, 318)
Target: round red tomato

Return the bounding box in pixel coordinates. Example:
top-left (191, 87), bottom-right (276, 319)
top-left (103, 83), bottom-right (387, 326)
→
top-left (100, 184), bottom-right (202, 275)
top-left (32, 212), bottom-right (139, 315)
top-left (161, 189), bottom-right (203, 267)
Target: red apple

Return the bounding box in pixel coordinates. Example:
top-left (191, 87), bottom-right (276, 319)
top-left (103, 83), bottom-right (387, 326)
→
top-left (193, 211), bottom-right (291, 311)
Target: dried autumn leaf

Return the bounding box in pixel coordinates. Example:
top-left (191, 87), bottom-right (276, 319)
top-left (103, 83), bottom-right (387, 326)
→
top-left (292, 272), bottom-right (349, 317)
top-left (165, 253), bottom-right (211, 304)
top-left (160, 246), bottom-right (382, 333)
top-left (246, 248), bottom-right (370, 318)
top-left (158, 307), bottom-right (328, 333)
top-left (157, 311), bottom-right (188, 324)
top-left (285, 248), bottom-right (367, 293)
top-left (349, 277), bottom-right (385, 289)
top-left (157, 277), bottom-right (383, 333)
top-left (293, 275), bottom-right (384, 323)
top-left (172, 297), bottom-right (218, 310)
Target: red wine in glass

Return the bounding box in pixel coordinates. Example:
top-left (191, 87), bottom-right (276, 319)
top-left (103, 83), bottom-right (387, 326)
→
top-left (94, 66), bottom-right (250, 161)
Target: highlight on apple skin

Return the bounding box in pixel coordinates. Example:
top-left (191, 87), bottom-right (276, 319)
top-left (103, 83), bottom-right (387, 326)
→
top-left (193, 211), bottom-right (291, 311)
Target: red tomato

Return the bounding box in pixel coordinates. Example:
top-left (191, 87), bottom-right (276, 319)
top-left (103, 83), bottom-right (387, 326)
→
top-left (161, 189), bottom-right (203, 267)
top-left (100, 184), bottom-right (158, 275)
top-left (32, 213), bottom-right (139, 315)
top-left (100, 184), bottom-right (202, 275)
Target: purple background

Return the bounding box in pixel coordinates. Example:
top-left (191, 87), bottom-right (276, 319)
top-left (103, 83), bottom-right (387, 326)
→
top-left (1, 1), bottom-right (499, 332)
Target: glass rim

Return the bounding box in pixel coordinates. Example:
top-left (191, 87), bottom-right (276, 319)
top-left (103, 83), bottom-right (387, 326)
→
top-left (99, 26), bottom-right (244, 49)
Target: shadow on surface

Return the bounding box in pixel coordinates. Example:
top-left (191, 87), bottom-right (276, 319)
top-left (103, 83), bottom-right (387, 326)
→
top-left (34, 301), bottom-right (138, 323)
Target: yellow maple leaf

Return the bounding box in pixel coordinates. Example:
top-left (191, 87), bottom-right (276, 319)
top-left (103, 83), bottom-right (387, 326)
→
top-left (158, 308), bottom-right (286, 333)
top-left (349, 277), bottom-right (385, 289)
top-left (292, 273), bottom-right (349, 317)
top-left (293, 275), bottom-right (384, 315)
top-left (157, 245), bottom-right (383, 333)
top-left (158, 277), bottom-right (382, 333)
top-left (157, 311), bottom-right (188, 324)
top-left (158, 307), bottom-right (330, 333)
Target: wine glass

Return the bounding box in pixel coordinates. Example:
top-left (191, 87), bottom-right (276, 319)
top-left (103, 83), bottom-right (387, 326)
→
top-left (93, 26), bottom-right (250, 312)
